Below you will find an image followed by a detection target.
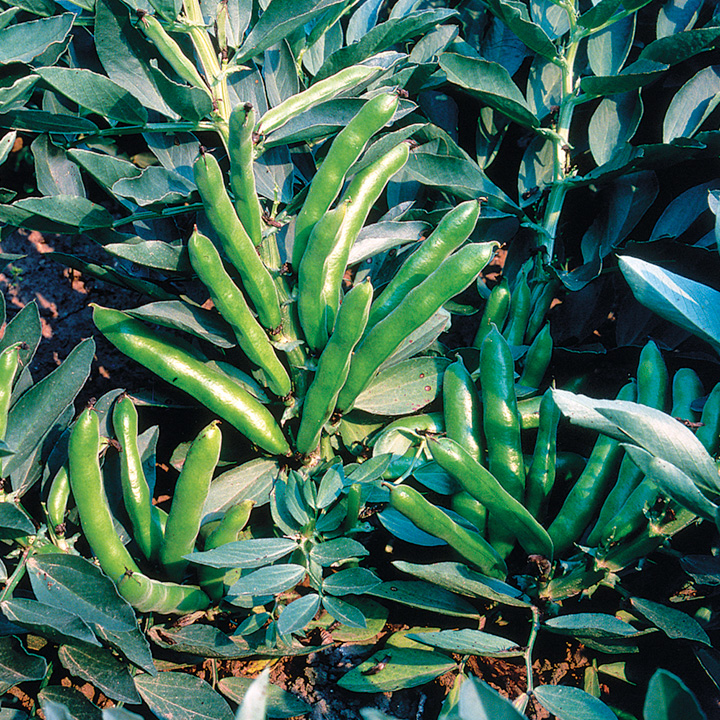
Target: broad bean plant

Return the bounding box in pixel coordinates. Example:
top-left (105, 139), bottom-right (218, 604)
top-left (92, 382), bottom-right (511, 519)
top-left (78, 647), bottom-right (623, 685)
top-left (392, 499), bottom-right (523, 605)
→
top-left (1, 0), bottom-right (719, 717)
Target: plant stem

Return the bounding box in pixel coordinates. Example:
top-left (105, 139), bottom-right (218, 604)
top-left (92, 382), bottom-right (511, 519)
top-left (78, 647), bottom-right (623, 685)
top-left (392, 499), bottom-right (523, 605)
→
top-left (112, 203), bottom-right (204, 229)
top-left (0, 546), bottom-right (32, 602)
top-left (525, 605), bottom-right (542, 694)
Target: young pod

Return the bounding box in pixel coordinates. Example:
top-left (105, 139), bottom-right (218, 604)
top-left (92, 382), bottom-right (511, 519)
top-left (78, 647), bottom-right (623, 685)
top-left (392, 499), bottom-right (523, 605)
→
top-left (193, 150), bottom-right (282, 330)
top-left (160, 421), bottom-right (222, 582)
top-left (293, 91), bottom-right (399, 268)
top-left (188, 229), bottom-right (291, 397)
top-left (92, 306), bottom-right (290, 456)
top-left (337, 242), bottom-right (498, 412)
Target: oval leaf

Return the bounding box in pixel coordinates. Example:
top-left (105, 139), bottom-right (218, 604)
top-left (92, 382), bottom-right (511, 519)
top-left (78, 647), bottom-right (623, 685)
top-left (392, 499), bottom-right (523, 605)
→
top-left (533, 685), bottom-right (617, 720)
top-left (135, 672), bottom-right (234, 720)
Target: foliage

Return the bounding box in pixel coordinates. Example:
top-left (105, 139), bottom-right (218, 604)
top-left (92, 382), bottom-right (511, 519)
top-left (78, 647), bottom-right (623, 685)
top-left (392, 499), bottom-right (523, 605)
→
top-left (0, 0), bottom-right (720, 718)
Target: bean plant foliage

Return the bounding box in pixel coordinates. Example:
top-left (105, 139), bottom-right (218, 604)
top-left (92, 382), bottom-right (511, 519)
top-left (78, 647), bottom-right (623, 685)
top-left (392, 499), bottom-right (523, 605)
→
top-left (1, 0), bottom-right (720, 717)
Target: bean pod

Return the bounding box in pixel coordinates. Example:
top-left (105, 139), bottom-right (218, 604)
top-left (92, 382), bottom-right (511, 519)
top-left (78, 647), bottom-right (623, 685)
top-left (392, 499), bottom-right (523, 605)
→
top-left (92, 305), bottom-right (291, 456)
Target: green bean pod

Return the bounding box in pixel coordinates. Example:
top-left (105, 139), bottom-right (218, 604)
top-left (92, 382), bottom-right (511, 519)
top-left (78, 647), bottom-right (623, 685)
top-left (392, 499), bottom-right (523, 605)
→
top-left (46, 465), bottom-right (70, 535)
top-left (671, 367), bottom-right (703, 424)
top-left (450, 491), bottom-right (487, 535)
top-left (525, 278), bottom-right (558, 342)
top-left (117, 570), bottom-right (211, 614)
top-left (503, 275), bottom-right (531, 346)
top-left (228, 103), bottom-right (264, 249)
top-left (113, 395), bottom-right (162, 562)
top-left (197, 500), bottom-right (254, 600)
top-left (337, 242), bottom-right (498, 412)
top-left (344, 484), bottom-right (362, 532)
top-left (697, 382), bottom-right (720, 455)
top-left (473, 279), bottom-right (510, 348)
top-left (297, 202), bottom-right (349, 353)
top-left (160, 421), bottom-right (222, 582)
top-left (524, 390), bottom-right (560, 521)
top-left (636, 340), bottom-right (669, 411)
top-left (428, 437), bottom-right (553, 558)
top-left (0, 343), bottom-right (21, 440)
top-left (188, 229), bottom-right (291, 397)
top-left (92, 306), bottom-right (290, 456)
top-left (389, 483), bottom-right (507, 578)
top-left (547, 381), bottom-right (636, 555)
top-left (518, 323), bottom-right (553, 390)
top-left (599, 478), bottom-right (660, 546)
top-left (480, 327), bottom-right (525, 505)
top-left (293, 92), bottom-right (399, 268)
top-left (257, 65), bottom-right (380, 136)
top-left (589, 345), bottom-right (669, 545)
top-left (69, 408), bottom-right (140, 583)
top-left (193, 150), bottom-right (281, 330)
top-left (321, 141), bottom-right (410, 333)
top-left (443, 355), bottom-right (484, 463)
top-left (296, 281), bottom-right (373, 455)
top-left (366, 199), bottom-right (483, 330)
top-left (137, 12), bottom-right (209, 92)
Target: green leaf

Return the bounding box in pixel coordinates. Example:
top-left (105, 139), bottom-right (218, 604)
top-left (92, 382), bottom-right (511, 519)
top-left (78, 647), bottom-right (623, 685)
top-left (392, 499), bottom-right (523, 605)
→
top-left (533, 685), bottom-right (617, 720)
top-left (94, 625), bottom-right (156, 676)
top-left (95, 0), bottom-right (177, 119)
top-left (631, 596), bottom-right (711, 645)
top-left (322, 595), bottom-right (367, 628)
top-left (587, 13), bottom-right (635, 77)
top-left (619, 255), bottom-right (720, 354)
top-left (456, 675), bottom-right (526, 720)
top-left (0, 72), bottom-right (38, 114)
top-left (309, 538), bottom-right (369, 566)
top-left (314, 465), bottom-right (343, 509)
top-left (233, 670), bottom-right (269, 720)
top-left (219, 675), bottom-right (311, 718)
top-left (277, 594), bottom-right (321, 637)
top-left (202, 458), bottom-right (280, 523)
top-left (354, 356), bottom-right (450, 415)
top-left (1, 598), bottom-right (100, 647)
top-left (588, 91), bottom-right (642, 166)
top-left (235, 0), bottom-right (347, 65)
top-left (331, 597), bottom-right (389, 642)
top-left (484, 0), bottom-right (557, 59)
top-left (407, 629), bottom-right (523, 658)
top-left (439, 53), bottom-right (539, 129)
top-left (227, 564), bottom-right (306, 596)
top-left (135, 672), bottom-right (234, 720)
top-left (0, 13), bottom-right (73, 64)
top-left (126, 300), bottom-right (235, 348)
top-left (112, 166), bottom-right (195, 206)
top-left (3, 338), bottom-right (94, 479)
top-left (1, 301), bottom-right (40, 368)
top-left (657, 0), bottom-right (703, 37)
top-left (663, 66), bottom-right (720, 143)
top-left (68, 149), bottom-right (142, 193)
top-left (0, 131), bottom-right (16, 165)
top-left (36, 68), bottom-right (148, 125)
top-left (577, 0), bottom-right (622, 29)
top-left (314, 9), bottom-right (456, 81)
top-left (39, 687), bottom-right (102, 720)
top-left (650, 180), bottom-right (718, 243)
top-left (338, 640), bottom-right (455, 692)
top-left (6, 197), bottom-right (113, 231)
top-left (393, 561), bottom-right (531, 607)
top-left (640, 27), bottom-right (720, 66)
top-left (623, 445), bottom-right (715, 520)
top-left (0, 635), bottom-right (47, 694)
top-left (58, 646), bottom-right (140, 704)
top-left (0, 503), bottom-right (34, 537)
top-left (0, 110), bottom-right (98, 134)
top-left (643, 669), bottom-right (706, 720)
top-left (149, 625), bottom-right (245, 658)
top-left (405, 148), bottom-right (517, 213)
top-left (31, 135), bottom-right (84, 198)
top-left (544, 613), bottom-right (637, 638)
top-left (186, 538), bottom-right (298, 569)
top-left (368, 580), bottom-right (478, 619)
top-left (581, 59), bottom-right (668, 97)
top-left (27, 554), bottom-right (137, 633)
top-left (349, 220), bottom-right (428, 265)
top-left (322, 567), bottom-right (381, 596)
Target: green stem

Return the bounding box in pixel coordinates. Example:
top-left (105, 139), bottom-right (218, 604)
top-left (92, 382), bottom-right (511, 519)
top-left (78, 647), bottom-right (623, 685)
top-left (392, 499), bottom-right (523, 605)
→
top-left (525, 605), bottom-right (542, 694)
top-left (0, 546), bottom-right (32, 602)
